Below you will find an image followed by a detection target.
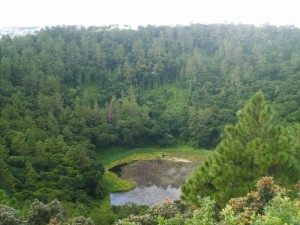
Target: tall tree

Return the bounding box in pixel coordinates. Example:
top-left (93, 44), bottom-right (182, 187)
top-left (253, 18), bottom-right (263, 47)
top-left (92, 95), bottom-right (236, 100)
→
top-left (181, 92), bottom-right (300, 208)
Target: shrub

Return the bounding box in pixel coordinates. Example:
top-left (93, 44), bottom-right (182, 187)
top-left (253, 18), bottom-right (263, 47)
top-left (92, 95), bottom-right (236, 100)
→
top-left (0, 204), bottom-right (25, 225)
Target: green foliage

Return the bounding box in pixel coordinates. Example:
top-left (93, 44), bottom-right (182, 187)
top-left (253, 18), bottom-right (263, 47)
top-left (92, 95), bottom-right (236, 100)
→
top-left (219, 177), bottom-right (289, 224)
top-left (27, 199), bottom-right (66, 225)
top-left (2, 24), bottom-right (300, 153)
top-left (0, 189), bottom-right (18, 207)
top-left (119, 178), bottom-right (300, 225)
top-left (184, 197), bottom-right (216, 225)
top-left (218, 177), bottom-right (300, 225)
top-left (1, 199), bottom-right (98, 225)
top-left (89, 198), bottom-right (116, 225)
top-left (1, 24), bottom-right (300, 222)
top-left (158, 215), bottom-right (185, 225)
top-left (188, 107), bottom-right (214, 148)
top-left (112, 203), bottom-right (148, 220)
top-left (182, 92), bottom-right (300, 208)
top-left (0, 205), bottom-right (25, 225)
top-left (65, 216), bottom-right (95, 225)
top-left (250, 196), bottom-right (300, 224)
top-left (118, 200), bottom-right (192, 225)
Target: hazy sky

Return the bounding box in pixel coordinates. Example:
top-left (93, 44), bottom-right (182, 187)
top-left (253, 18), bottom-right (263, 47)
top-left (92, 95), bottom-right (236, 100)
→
top-left (1, 0), bottom-right (300, 28)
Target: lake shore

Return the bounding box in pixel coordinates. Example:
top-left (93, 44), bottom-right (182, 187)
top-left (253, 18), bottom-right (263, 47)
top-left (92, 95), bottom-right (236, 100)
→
top-left (98, 146), bottom-right (212, 193)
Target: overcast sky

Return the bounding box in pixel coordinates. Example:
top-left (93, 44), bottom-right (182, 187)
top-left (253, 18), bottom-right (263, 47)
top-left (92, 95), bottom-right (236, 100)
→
top-left (1, 0), bottom-right (300, 28)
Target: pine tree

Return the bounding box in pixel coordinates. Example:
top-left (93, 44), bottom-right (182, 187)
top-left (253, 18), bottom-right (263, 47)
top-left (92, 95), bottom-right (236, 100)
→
top-left (181, 92), bottom-right (300, 208)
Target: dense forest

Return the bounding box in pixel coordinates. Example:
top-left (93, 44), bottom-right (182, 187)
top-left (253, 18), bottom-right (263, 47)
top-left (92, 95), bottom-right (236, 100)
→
top-left (0, 24), bottom-right (300, 224)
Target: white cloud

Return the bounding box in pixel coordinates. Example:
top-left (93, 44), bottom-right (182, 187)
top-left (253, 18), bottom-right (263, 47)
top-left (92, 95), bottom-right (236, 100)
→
top-left (0, 0), bottom-right (299, 27)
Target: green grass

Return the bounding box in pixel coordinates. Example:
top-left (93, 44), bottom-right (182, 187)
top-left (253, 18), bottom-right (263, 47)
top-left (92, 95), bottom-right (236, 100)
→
top-left (98, 145), bottom-right (211, 166)
top-left (97, 145), bottom-right (213, 192)
top-left (102, 170), bottom-right (136, 192)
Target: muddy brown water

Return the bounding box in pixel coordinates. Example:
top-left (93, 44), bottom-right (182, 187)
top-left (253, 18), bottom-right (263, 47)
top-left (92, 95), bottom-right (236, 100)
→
top-left (110, 159), bottom-right (197, 206)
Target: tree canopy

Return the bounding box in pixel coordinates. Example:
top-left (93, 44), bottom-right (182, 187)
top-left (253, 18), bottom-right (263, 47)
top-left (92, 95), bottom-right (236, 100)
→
top-left (0, 24), bottom-right (300, 223)
top-left (181, 92), bottom-right (300, 208)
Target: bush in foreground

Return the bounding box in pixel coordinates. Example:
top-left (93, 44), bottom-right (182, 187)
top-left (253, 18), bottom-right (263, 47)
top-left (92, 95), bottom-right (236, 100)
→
top-left (118, 177), bottom-right (300, 225)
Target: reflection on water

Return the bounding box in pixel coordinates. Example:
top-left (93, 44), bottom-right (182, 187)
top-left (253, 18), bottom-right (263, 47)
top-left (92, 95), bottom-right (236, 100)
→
top-left (110, 185), bottom-right (181, 206)
top-left (110, 159), bottom-right (197, 206)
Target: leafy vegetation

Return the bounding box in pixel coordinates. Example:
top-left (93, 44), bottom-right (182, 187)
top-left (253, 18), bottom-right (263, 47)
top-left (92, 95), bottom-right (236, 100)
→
top-left (118, 177), bottom-right (300, 225)
top-left (1, 24), bottom-right (300, 224)
top-left (181, 92), bottom-right (300, 209)
top-left (0, 199), bottom-right (94, 225)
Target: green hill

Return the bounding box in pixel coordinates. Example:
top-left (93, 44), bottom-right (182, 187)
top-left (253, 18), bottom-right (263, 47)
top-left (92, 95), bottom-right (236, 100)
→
top-left (0, 24), bottom-right (300, 224)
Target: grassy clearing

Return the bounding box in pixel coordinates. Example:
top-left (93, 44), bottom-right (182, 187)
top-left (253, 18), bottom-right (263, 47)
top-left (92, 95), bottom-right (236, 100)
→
top-left (102, 170), bottom-right (136, 192)
top-left (98, 145), bottom-right (211, 166)
top-left (98, 145), bottom-right (213, 192)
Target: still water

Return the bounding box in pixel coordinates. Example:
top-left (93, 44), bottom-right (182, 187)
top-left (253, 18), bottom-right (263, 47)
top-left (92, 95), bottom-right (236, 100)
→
top-left (110, 159), bottom-right (197, 206)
